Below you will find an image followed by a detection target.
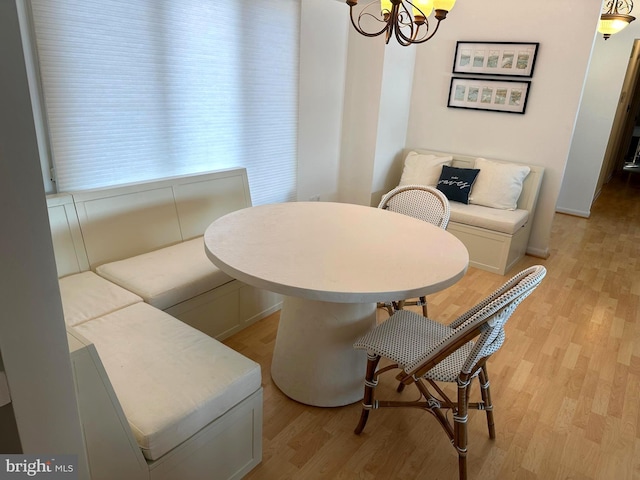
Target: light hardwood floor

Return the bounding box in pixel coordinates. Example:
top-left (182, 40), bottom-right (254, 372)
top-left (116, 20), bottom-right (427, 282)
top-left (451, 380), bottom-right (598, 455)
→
top-left (224, 175), bottom-right (640, 479)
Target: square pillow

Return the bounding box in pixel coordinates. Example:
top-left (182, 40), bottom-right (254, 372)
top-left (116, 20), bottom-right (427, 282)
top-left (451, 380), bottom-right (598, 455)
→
top-left (469, 158), bottom-right (531, 210)
top-left (436, 165), bottom-right (480, 204)
top-left (399, 151), bottom-right (453, 187)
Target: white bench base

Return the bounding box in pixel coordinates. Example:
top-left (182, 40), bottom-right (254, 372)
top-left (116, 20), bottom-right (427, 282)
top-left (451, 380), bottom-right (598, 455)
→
top-left (166, 280), bottom-right (282, 341)
top-left (398, 149), bottom-right (544, 276)
top-left (68, 330), bottom-right (263, 480)
top-left (148, 390), bottom-right (262, 480)
top-left (447, 221), bottom-right (530, 275)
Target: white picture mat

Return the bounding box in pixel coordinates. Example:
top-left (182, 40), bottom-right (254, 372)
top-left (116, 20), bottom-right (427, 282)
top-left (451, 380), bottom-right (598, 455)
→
top-left (453, 42), bottom-right (539, 77)
top-left (448, 77), bottom-right (531, 114)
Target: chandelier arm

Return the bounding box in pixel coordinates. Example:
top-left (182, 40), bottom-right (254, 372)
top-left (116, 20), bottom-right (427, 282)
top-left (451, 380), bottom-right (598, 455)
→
top-left (386, 2), bottom-right (400, 44)
top-left (393, 1), bottom-right (420, 45)
top-left (618, 0), bottom-right (634, 14)
top-left (411, 17), bottom-right (443, 44)
top-left (349, 4), bottom-right (393, 39)
top-left (396, 18), bottom-right (440, 45)
top-left (604, 0), bottom-right (634, 14)
top-left (394, 29), bottom-right (412, 46)
top-left (395, 22), bottom-right (422, 45)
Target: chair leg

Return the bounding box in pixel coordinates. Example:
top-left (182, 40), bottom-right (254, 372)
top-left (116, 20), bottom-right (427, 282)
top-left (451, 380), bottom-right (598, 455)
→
top-left (420, 296), bottom-right (428, 317)
top-left (458, 455), bottom-right (467, 480)
top-left (385, 303), bottom-right (394, 316)
top-left (354, 353), bottom-right (381, 435)
top-left (377, 302), bottom-right (394, 317)
top-left (454, 377), bottom-right (471, 480)
top-left (479, 365), bottom-right (496, 439)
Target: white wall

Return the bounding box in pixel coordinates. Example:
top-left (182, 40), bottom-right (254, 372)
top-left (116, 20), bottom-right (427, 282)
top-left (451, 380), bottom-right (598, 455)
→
top-left (297, 1), bottom-right (417, 207)
top-left (298, 0), bottom-right (412, 207)
top-left (371, 41), bottom-right (416, 202)
top-left (0, 1), bottom-right (88, 474)
top-left (405, 0), bottom-right (603, 258)
top-left (338, 25), bottom-right (387, 205)
top-left (557, 19), bottom-right (640, 217)
top-left (297, 0), bottom-right (349, 202)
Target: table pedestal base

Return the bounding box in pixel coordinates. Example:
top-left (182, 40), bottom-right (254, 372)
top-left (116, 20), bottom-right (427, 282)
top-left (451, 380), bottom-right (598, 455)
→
top-left (270, 296), bottom-right (376, 407)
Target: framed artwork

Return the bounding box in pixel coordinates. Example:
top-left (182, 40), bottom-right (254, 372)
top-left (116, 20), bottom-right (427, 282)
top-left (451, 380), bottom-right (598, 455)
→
top-left (447, 77), bottom-right (532, 114)
top-left (452, 42), bottom-right (539, 78)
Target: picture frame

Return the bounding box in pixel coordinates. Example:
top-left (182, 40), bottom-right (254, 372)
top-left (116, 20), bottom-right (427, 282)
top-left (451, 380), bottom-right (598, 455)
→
top-left (452, 41), bottom-right (539, 78)
top-left (447, 77), bottom-right (531, 115)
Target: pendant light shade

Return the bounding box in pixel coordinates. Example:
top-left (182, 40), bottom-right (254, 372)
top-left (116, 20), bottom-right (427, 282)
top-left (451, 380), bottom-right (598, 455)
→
top-left (598, 1), bottom-right (635, 40)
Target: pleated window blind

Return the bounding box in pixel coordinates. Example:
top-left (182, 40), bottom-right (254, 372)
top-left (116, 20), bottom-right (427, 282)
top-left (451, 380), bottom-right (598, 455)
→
top-left (30, 0), bottom-right (299, 205)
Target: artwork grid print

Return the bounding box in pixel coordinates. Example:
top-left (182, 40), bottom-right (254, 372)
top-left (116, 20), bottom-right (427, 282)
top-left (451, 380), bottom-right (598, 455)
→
top-left (453, 42), bottom-right (539, 78)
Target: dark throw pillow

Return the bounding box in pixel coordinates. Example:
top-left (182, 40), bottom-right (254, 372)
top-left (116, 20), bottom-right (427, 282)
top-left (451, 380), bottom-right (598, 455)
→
top-left (436, 165), bottom-right (480, 204)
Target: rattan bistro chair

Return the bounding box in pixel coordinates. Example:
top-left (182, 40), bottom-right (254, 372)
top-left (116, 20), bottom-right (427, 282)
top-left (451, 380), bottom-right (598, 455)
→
top-left (377, 185), bottom-right (451, 316)
top-left (354, 265), bottom-right (546, 480)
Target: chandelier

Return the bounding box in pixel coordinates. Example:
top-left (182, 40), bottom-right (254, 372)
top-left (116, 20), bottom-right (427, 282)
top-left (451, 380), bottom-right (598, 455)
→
top-left (598, 0), bottom-right (635, 39)
top-left (346, 0), bottom-right (457, 46)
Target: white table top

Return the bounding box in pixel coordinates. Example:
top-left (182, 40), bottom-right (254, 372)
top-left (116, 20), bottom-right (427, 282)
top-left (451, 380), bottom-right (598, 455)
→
top-left (204, 202), bottom-right (469, 304)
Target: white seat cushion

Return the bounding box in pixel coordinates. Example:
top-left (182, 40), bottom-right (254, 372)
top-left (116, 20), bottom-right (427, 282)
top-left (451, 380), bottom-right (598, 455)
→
top-left (95, 237), bottom-right (233, 310)
top-left (58, 271), bottom-right (142, 327)
top-left (449, 202), bottom-right (529, 235)
top-left (73, 302), bottom-right (261, 461)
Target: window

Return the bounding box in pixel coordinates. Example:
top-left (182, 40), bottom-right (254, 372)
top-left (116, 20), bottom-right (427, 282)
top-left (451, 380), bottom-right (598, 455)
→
top-left (30, 0), bottom-right (299, 205)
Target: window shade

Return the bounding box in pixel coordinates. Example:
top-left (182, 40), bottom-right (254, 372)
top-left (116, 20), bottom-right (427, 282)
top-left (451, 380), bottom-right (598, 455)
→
top-left (30, 0), bottom-right (299, 205)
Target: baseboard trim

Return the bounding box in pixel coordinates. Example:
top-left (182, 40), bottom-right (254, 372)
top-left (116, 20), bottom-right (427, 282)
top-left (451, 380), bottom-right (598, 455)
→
top-left (526, 247), bottom-right (550, 259)
top-left (555, 207), bottom-right (590, 218)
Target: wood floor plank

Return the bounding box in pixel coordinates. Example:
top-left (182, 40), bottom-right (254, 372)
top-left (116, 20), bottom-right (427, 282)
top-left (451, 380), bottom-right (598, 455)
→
top-left (228, 175), bottom-right (640, 479)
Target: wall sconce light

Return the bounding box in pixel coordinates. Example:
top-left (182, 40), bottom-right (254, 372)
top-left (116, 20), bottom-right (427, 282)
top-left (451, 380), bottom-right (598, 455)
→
top-left (346, 0), bottom-right (456, 46)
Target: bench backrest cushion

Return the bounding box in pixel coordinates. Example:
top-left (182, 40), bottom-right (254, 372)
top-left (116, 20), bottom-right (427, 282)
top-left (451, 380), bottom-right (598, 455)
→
top-left (47, 194), bottom-right (90, 277)
top-left (48, 167), bottom-right (251, 270)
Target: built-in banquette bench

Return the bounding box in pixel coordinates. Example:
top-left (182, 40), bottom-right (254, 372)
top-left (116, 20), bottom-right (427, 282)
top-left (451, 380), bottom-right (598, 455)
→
top-left (396, 149), bottom-right (544, 275)
top-left (51, 167), bottom-right (281, 340)
top-left (46, 167), bottom-right (279, 479)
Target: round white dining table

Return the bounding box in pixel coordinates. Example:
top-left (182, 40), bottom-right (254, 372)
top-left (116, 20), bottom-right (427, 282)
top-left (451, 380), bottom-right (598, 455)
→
top-left (204, 201), bottom-right (469, 407)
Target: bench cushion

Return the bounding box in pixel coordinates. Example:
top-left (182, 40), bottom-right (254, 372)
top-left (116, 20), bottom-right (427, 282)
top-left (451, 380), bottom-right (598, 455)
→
top-left (95, 237), bottom-right (232, 310)
top-left (59, 271), bottom-right (142, 327)
top-left (449, 202), bottom-right (529, 235)
top-left (73, 302), bottom-right (262, 461)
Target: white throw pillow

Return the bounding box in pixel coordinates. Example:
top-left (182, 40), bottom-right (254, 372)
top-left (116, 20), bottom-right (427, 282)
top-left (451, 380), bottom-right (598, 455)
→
top-left (399, 151), bottom-right (453, 187)
top-left (469, 158), bottom-right (531, 210)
